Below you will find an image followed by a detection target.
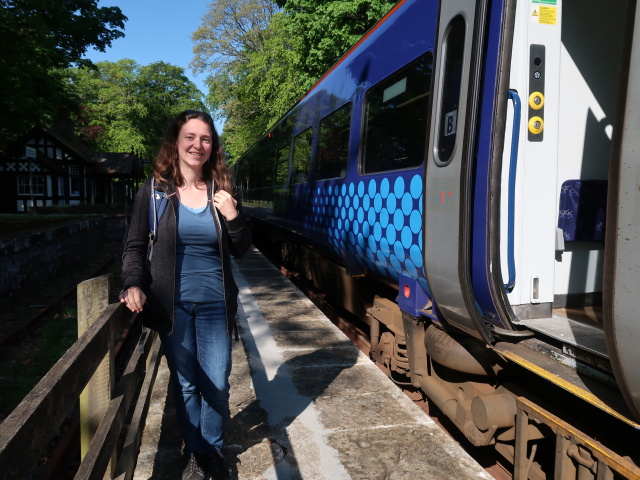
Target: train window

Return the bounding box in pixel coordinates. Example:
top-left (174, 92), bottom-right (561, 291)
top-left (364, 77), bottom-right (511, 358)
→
top-left (250, 155), bottom-right (259, 194)
top-left (263, 154), bottom-right (274, 188)
top-left (317, 103), bottom-right (351, 180)
top-left (292, 128), bottom-right (312, 183)
top-left (362, 52), bottom-right (434, 174)
top-left (436, 15), bottom-right (465, 166)
top-left (234, 159), bottom-right (247, 194)
top-left (255, 152), bottom-right (273, 201)
top-left (252, 156), bottom-right (262, 191)
top-left (274, 143), bottom-right (290, 186)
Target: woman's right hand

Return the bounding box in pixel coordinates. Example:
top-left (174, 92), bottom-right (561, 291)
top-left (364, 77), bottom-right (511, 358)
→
top-left (119, 286), bottom-right (147, 313)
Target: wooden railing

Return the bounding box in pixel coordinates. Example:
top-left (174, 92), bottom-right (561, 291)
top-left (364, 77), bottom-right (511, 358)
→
top-left (0, 275), bottom-right (162, 480)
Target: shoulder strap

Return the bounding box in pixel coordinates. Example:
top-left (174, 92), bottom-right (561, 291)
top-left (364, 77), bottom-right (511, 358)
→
top-left (148, 178), bottom-right (168, 261)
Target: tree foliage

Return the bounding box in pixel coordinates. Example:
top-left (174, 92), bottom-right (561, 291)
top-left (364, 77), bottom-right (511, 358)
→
top-left (274, 0), bottom-right (397, 84)
top-left (192, 0), bottom-right (279, 75)
top-left (277, 0), bottom-right (396, 83)
top-left (192, 0), bottom-right (396, 162)
top-left (192, 0), bottom-right (286, 159)
top-left (70, 60), bottom-right (206, 160)
top-left (0, 0), bottom-right (127, 147)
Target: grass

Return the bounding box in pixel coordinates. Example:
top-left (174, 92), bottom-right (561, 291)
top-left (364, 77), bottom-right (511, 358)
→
top-left (0, 302), bottom-right (78, 417)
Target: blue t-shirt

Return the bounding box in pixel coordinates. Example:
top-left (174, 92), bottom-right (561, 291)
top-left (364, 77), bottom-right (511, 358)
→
top-left (174, 202), bottom-right (224, 302)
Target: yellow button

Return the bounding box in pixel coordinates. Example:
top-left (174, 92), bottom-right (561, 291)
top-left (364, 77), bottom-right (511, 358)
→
top-left (529, 92), bottom-right (544, 110)
top-left (528, 116), bottom-right (544, 134)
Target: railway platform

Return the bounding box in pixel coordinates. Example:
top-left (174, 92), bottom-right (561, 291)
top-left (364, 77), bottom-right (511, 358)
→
top-left (132, 247), bottom-right (493, 480)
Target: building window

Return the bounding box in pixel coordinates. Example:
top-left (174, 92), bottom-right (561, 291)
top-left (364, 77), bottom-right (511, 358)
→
top-left (17, 175), bottom-right (44, 195)
top-left (69, 164), bottom-right (80, 196)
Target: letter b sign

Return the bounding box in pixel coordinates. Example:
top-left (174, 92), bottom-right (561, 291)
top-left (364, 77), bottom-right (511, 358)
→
top-left (444, 110), bottom-right (457, 137)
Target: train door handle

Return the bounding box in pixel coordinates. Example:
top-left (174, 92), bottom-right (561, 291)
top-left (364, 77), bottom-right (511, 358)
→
top-left (504, 90), bottom-right (521, 292)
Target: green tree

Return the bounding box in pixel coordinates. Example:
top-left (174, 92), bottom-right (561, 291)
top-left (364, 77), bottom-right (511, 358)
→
top-left (72, 60), bottom-right (145, 155)
top-left (274, 0), bottom-right (397, 85)
top-left (197, 10), bottom-right (303, 160)
top-left (192, 0), bottom-right (397, 161)
top-left (137, 61), bottom-right (206, 154)
top-left (192, 0), bottom-right (286, 160)
top-left (70, 60), bottom-right (205, 160)
top-left (0, 0), bottom-right (126, 147)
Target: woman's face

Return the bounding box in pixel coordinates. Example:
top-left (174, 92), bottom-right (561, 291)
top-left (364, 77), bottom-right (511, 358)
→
top-left (176, 118), bottom-right (213, 172)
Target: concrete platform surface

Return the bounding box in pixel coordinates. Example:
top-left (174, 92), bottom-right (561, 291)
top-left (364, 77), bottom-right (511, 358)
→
top-left (132, 247), bottom-right (493, 479)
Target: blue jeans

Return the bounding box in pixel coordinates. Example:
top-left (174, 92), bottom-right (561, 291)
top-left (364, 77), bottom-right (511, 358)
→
top-left (161, 302), bottom-right (232, 455)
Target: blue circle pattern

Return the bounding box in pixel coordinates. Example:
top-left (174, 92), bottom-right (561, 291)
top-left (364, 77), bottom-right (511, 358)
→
top-left (306, 173), bottom-right (427, 293)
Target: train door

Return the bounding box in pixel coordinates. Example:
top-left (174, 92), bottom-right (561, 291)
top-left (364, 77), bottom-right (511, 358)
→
top-left (496, 2), bottom-right (629, 331)
top-left (492, 0), bottom-right (640, 417)
top-left (497, 0), bottom-right (626, 321)
top-left (423, 0), bottom-right (494, 342)
top-left (602, 1), bottom-right (640, 421)
top-left (498, 0), bottom-right (563, 322)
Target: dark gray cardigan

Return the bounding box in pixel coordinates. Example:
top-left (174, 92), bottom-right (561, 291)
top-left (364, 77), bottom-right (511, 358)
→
top-left (121, 177), bottom-right (251, 336)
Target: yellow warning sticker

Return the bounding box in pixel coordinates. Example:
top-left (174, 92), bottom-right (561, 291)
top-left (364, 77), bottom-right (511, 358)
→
top-left (531, 5), bottom-right (557, 24)
top-left (539, 6), bottom-right (557, 24)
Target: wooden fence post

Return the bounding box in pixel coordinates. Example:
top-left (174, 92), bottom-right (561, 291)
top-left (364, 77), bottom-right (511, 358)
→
top-left (77, 274), bottom-right (116, 477)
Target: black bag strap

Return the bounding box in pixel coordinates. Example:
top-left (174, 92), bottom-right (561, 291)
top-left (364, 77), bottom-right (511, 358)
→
top-left (148, 178), bottom-right (168, 260)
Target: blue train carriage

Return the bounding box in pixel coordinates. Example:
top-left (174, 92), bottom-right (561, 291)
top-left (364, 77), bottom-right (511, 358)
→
top-left (235, 0), bottom-right (640, 476)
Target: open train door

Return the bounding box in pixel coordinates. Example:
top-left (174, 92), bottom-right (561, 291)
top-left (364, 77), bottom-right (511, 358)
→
top-left (603, 2), bottom-right (640, 420)
top-left (423, 0), bottom-right (495, 342)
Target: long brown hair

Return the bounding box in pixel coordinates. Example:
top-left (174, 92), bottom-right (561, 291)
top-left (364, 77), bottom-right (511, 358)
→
top-left (153, 110), bottom-right (233, 193)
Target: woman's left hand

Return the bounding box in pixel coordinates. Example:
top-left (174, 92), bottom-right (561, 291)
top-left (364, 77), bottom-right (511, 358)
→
top-left (213, 190), bottom-right (238, 221)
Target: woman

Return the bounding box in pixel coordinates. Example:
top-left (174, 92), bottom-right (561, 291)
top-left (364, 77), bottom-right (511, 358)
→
top-left (120, 110), bottom-right (251, 480)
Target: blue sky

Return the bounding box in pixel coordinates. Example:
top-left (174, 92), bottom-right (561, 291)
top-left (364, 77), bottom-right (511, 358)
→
top-left (83, 0), bottom-right (221, 128)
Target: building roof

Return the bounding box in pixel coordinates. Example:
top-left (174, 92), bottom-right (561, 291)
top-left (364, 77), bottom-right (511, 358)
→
top-left (43, 125), bottom-right (94, 164)
top-left (89, 152), bottom-right (143, 176)
top-left (1, 124), bottom-right (147, 178)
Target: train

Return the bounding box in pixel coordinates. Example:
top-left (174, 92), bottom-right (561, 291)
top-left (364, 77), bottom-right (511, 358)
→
top-left (233, 0), bottom-right (640, 478)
